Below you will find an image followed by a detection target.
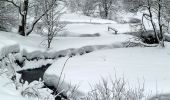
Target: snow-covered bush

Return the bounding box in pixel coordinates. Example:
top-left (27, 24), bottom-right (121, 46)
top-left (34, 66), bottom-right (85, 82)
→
top-left (0, 44), bottom-right (20, 59)
top-left (23, 50), bottom-right (45, 60)
top-left (0, 53), bottom-right (55, 100)
top-left (128, 18), bottom-right (141, 24)
top-left (164, 33), bottom-right (170, 42)
top-left (0, 53), bottom-right (22, 90)
top-left (20, 80), bottom-right (55, 100)
top-left (82, 78), bottom-right (145, 100)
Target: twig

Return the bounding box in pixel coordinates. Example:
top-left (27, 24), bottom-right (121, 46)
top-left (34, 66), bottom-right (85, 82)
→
top-left (56, 56), bottom-right (71, 92)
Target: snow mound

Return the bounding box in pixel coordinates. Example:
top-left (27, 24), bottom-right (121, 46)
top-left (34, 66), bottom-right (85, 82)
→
top-left (23, 50), bottom-right (45, 60)
top-left (44, 43), bottom-right (170, 96)
top-left (0, 44), bottom-right (20, 59)
top-left (21, 59), bottom-right (53, 70)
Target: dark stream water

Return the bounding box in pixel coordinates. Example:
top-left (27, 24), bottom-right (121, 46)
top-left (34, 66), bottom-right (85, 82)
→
top-left (17, 63), bottom-right (66, 100)
top-left (17, 64), bottom-right (51, 83)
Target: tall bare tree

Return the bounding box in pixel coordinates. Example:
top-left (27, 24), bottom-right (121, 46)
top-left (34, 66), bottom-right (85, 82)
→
top-left (123, 0), bottom-right (169, 47)
top-left (1, 0), bottom-right (62, 36)
top-left (141, 0), bottom-right (166, 47)
top-left (41, 0), bottom-right (65, 48)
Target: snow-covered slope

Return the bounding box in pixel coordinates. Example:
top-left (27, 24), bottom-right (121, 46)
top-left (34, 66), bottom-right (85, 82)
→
top-left (44, 43), bottom-right (170, 96)
top-left (0, 31), bottom-right (133, 53)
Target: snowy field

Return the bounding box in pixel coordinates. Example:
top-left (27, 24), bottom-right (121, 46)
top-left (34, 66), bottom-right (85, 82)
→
top-left (45, 44), bottom-right (170, 96)
top-left (0, 31), bottom-right (133, 52)
top-left (0, 12), bottom-right (170, 100)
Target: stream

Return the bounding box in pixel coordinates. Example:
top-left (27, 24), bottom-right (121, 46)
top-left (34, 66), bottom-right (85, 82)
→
top-left (17, 64), bottom-right (51, 83)
top-left (17, 63), bottom-right (67, 100)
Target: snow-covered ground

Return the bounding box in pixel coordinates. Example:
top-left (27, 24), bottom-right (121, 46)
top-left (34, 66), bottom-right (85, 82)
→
top-left (62, 23), bottom-right (132, 37)
top-left (0, 75), bottom-right (28, 100)
top-left (0, 31), bottom-right (133, 52)
top-left (59, 13), bottom-right (141, 37)
top-left (44, 43), bottom-right (170, 96)
top-left (1, 12), bottom-right (170, 100)
top-left (60, 13), bottom-right (116, 24)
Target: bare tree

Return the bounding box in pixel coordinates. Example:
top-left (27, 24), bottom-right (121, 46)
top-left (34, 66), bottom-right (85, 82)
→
top-left (1, 0), bottom-right (63, 36)
top-left (96, 0), bottom-right (119, 19)
top-left (41, 0), bottom-right (65, 49)
top-left (100, 0), bottom-right (113, 19)
top-left (124, 0), bottom-right (168, 47)
top-left (141, 0), bottom-right (166, 47)
top-left (68, 0), bottom-right (83, 13)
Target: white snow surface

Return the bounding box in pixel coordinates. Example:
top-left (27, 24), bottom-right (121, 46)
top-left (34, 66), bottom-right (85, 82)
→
top-left (61, 23), bottom-right (132, 37)
top-left (1, 12), bottom-right (170, 99)
top-left (60, 13), bottom-right (116, 24)
top-left (0, 75), bottom-right (28, 100)
top-left (45, 43), bottom-right (170, 96)
top-left (0, 31), bottom-right (133, 53)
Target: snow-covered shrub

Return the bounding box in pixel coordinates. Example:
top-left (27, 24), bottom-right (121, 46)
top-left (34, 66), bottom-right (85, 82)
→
top-left (21, 59), bottom-right (52, 70)
top-left (140, 31), bottom-right (159, 44)
top-left (82, 78), bottom-right (145, 100)
top-left (77, 48), bottom-right (86, 55)
top-left (0, 56), bottom-right (54, 100)
top-left (164, 33), bottom-right (170, 42)
top-left (14, 52), bottom-right (25, 67)
top-left (81, 46), bottom-right (95, 53)
top-left (23, 49), bottom-right (48, 60)
top-left (128, 18), bottom-right (141, 24)
top-left (14, 53), bottom-right (24, 63)
top-left (0, 53), bottom-right (22, 89)
top-left (20, 80), bottom-right (55, 100)
top-left (44, 50), bottom-right (73, 59)
top-left (0, 44), bottom-right (20, 59)
top-left (24, 50), bottom-right (45, 60)
top-left (55, 50), bottom-right (69, 58)
top-left (43, 52), bottom-right (56, 59)
top-left (67, 48), bottom-right (77, 57)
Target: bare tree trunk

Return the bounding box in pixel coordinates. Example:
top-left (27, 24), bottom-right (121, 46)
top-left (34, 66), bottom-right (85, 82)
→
top-left (47, 38), bottom-right (52, 48)
top-left (147, 0), bottom-right (159, 43)
top-left (19, 15), bottom-right (26, 36)
top-left (104, 0), bottom-right (108, 19)
top-left (3, 0), bottom-right (58, 36)
top-left (157, 0), bottom-right (165, 47)
top-left (18, 0), bottom-right (28, 36)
